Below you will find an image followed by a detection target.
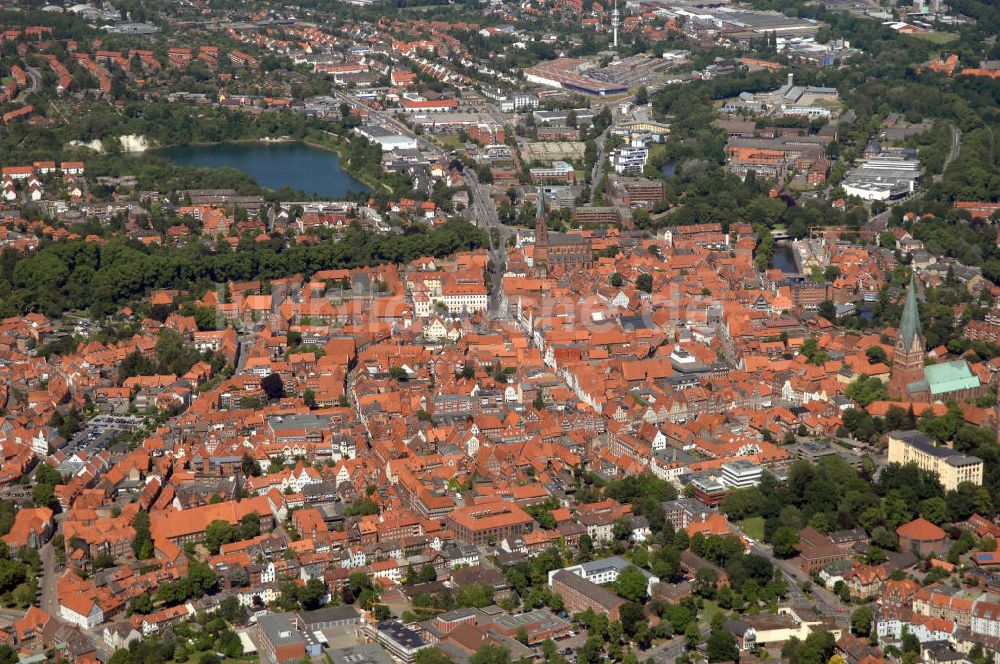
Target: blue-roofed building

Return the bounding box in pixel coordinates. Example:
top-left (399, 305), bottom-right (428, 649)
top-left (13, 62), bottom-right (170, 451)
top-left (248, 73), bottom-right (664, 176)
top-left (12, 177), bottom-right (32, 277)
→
top-left (375, 621), bottom-right (430, 663)
top-left (973, 550), bottom-right (1000, 567)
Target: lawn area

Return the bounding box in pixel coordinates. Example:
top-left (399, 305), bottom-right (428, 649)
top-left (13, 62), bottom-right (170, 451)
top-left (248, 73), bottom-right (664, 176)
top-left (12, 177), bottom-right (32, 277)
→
top-left (700, 599), bottom-right (722, 623)
top-left (785, 180), bottom-right (813, 193)
top-left (740, 516), bottom-right (765, 542)
top-left (911, 31), bottom-right (959, 44)
top-left (435, 133), bottom-right (466, 150)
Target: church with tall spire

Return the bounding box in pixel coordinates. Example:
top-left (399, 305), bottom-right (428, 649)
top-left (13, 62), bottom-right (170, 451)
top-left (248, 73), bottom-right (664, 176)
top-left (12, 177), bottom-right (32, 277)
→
top-left (888, 274), bottom-right (926, 399)
top-left (888, 273), bottom-right (985, 402)
top-left (534, 187), bottom-right (549, 277)
top-left (532, 188), bottom-right (593, 278)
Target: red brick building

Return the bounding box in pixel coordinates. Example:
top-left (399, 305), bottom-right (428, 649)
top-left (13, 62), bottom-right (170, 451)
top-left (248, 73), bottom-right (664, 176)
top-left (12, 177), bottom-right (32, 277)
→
top-left (897, 518), bottom-right (948, 557)
top-left (796, 527), bottom-right (851, 572)
top-left (446, 501), bottom-right (534, 546)
top-left (549, 570), bottom-right (624, 620)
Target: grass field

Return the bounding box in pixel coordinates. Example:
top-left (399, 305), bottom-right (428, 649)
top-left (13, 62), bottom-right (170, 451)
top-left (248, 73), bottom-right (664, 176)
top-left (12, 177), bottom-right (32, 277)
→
top-left (911, 31), bottom-right (959, 44)
top-left (700, 599), bottom-right (722, 623)
top-left (740, 516), bottom-right (765, 541)
top-left (435, 133), bottom-right (466, 150)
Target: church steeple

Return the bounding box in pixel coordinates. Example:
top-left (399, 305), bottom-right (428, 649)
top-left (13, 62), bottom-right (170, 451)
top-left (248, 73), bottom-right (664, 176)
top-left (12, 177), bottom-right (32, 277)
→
top-left (534, 187), bottom-right (548, 276)
top-left (889, 272), bottom-right (926, 399)
top-left (899, 272), bottom-right (923, 352)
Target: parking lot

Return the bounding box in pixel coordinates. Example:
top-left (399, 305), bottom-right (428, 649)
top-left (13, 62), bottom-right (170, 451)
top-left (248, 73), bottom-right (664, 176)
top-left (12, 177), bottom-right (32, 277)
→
top-left (66, 414), bottom-right (143, 454)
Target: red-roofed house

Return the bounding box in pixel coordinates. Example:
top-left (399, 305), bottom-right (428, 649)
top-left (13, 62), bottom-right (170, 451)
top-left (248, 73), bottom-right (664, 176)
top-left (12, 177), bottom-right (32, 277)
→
top-left (2, 506), bottom-right (53, 552)
top-left (14, 606), bottom-right (48, 643)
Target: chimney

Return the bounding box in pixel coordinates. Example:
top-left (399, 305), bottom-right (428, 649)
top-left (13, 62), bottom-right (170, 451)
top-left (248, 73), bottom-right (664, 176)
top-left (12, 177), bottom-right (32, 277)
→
top-left (787, 72), bottom-right (794, 87)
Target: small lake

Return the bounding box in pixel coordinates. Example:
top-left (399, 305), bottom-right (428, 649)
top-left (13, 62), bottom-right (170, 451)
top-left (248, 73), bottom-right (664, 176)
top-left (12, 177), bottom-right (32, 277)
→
top-left (155, 141), bottom-right (370, 198)
top-left (659, 161), bottom-right (676, 177)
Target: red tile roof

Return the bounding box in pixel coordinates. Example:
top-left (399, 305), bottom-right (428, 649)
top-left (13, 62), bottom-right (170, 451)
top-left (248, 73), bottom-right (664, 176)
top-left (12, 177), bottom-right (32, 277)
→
top-left (896, 517), bottom-right (946, 542)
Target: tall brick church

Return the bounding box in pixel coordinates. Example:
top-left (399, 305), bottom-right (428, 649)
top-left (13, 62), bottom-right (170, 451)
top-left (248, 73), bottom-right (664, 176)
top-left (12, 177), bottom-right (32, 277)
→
top-left (888, 275), bottom-right (926, 399)
top-left (888, 274), bottom-right (984, 402)
top-left (533, 188), bottom-right (592, 277)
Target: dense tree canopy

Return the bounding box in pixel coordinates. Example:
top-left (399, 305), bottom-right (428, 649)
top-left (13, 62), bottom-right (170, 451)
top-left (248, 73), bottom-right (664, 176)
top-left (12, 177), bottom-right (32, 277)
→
top-left (0, 219), bottom-right (486, 317)
top-left (717, 453), bottom-right (998, 554)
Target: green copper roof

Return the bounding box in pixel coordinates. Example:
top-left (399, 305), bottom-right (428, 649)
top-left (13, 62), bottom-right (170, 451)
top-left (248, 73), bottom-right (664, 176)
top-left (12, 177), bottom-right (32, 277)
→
top-left (899, 273), bottom-right (922, 350)
top-left (923, 360), bottom-right (980, 395)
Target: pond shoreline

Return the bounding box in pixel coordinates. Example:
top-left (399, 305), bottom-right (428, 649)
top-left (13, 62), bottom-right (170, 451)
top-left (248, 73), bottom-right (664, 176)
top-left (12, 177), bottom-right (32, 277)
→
top-left (149, 140), bottom-right (373, 199)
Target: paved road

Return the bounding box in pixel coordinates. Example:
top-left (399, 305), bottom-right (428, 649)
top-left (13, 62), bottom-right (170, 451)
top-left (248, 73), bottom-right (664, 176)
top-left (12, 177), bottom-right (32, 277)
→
top-left (40, 541), bottom-right (62, 620)
top-left (20, 64), bottom-right (42, 101)
top-left (462, 168), bottom-right (511, 318)
top-left (346, 367), bottom-right (372, 442)
top-left (589, 123), bottom-right (613, 193)
top-left (936, 123), bottom-right (961, 183)
top-left (648, 638), bottom-right (688, 662)
top-left (884, 122), bottom-right (961, 209)
top-left (748, 541), bottom-right (843, 619)
top-left (335, 89), bottom-right (510, 243)
top-left (813, 122), bottom-right (961, 223)
top-left (235, 335), bottom-right (253, 372)
top-left (334, 90), bottom-right (447, 161)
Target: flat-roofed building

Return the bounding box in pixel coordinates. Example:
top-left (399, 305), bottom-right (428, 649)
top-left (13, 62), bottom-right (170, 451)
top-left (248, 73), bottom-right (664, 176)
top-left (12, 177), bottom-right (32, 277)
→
top-left (887, 430), bottom-right (983, 491)
top-left (481, 608), bottom-right (572, 644)
top-left (689, 475), bottom-right (727, 507)
top-left (661, 498), bottom-right (711, 530)
top-left (610, 146), bottom-right (648, 175)
top-left (529, 161), bottom-right (575, 184)
top-left (375, 621), bottom-right (431, 663)
top-left (299, 605), bottom-right (363, 629)
top-left (615, 177), bottom-right (665, 207)
top-left (725, 607), bottom-right (841, 650)
top-left (356, 125), bottom-right (418, 152)
top-left (524, 59), bottom-right (628, 96)
top-left (571, 206), bottom-right (621, 225)
top-left (329, 644), bottom-right (394, 664)
top-left (720, 460), bottom-right (763, 489)
top-left (843, 154), bottom-right (921, 201)
top-left (257, 613), bottom-right (323, 664)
